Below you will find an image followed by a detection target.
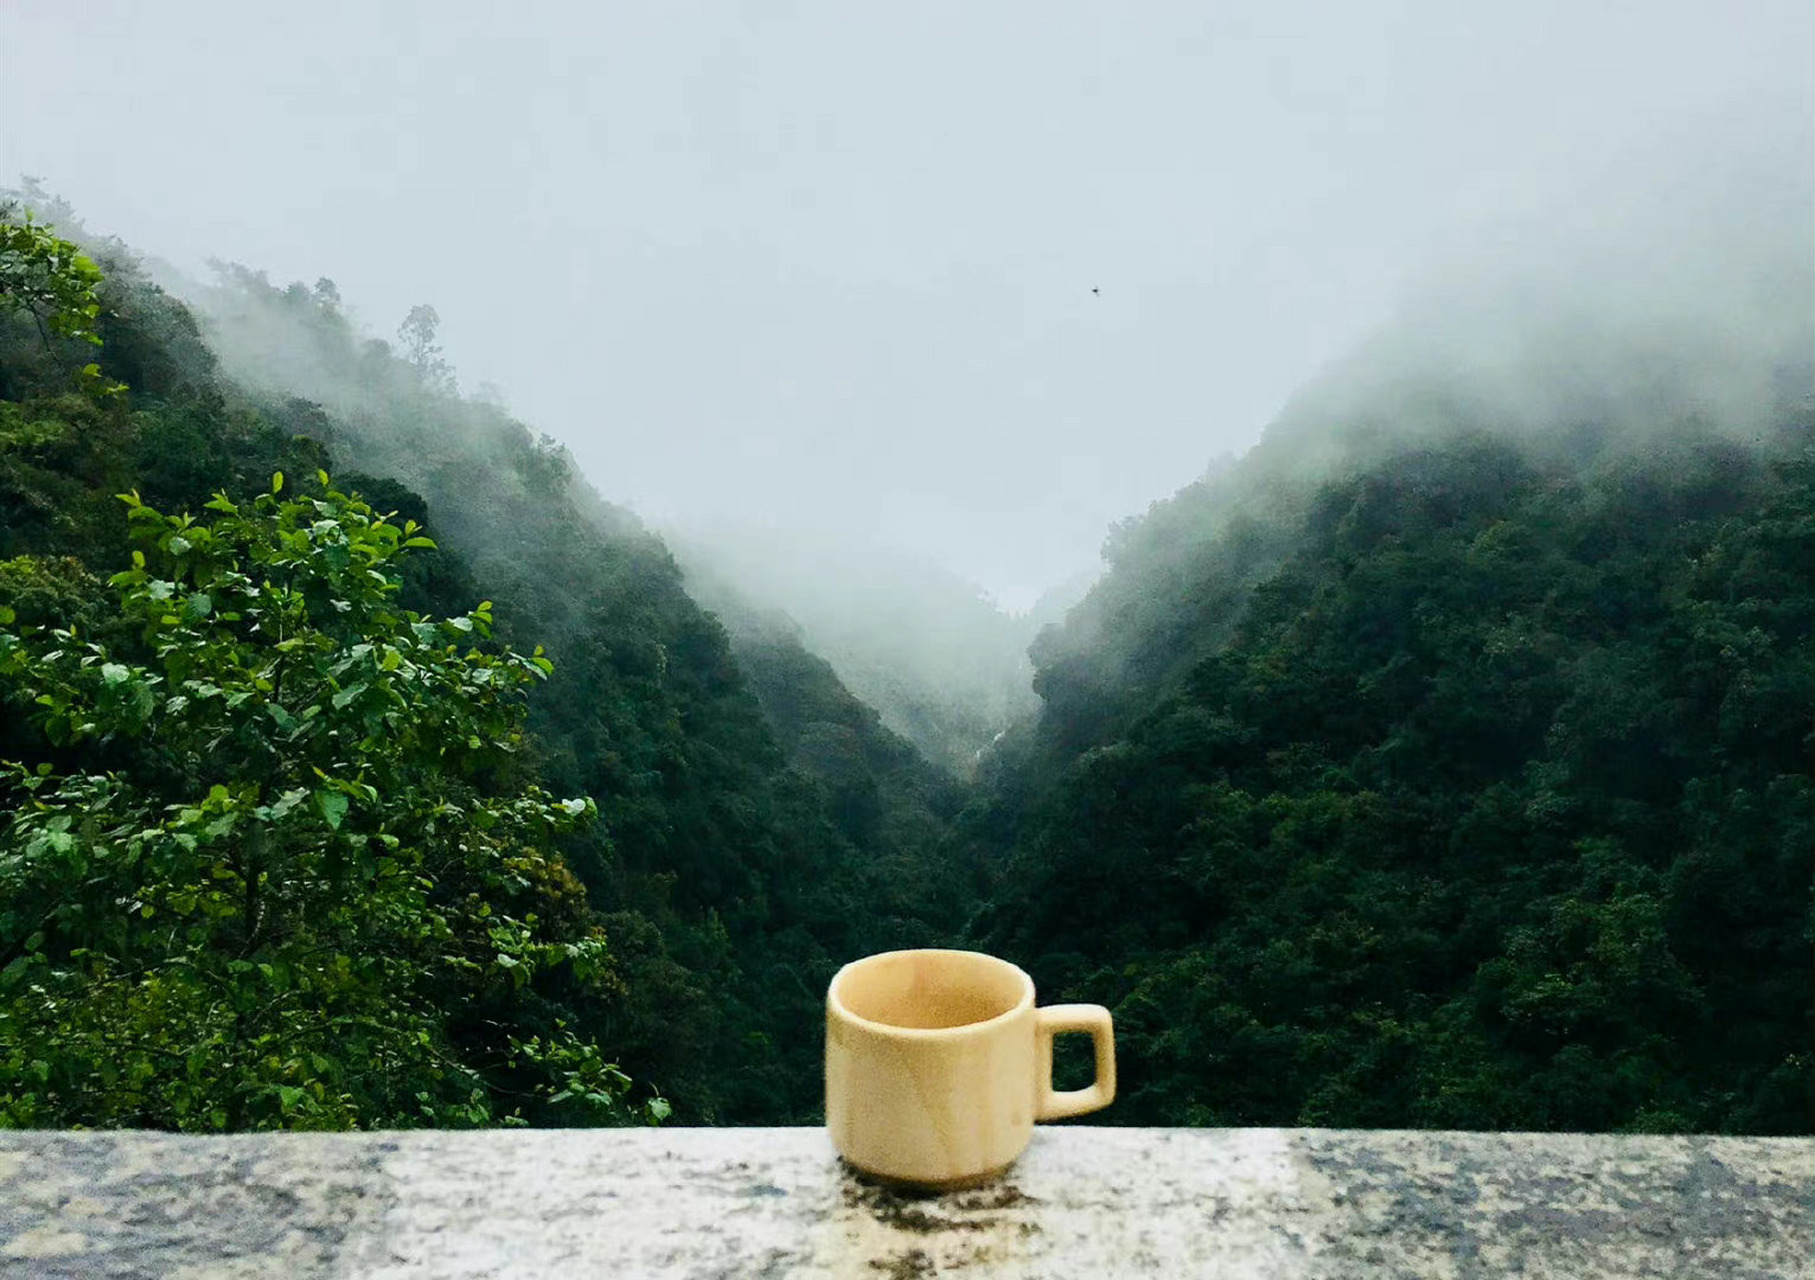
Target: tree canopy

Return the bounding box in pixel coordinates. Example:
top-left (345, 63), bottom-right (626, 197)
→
top-left (965, 427), bottom-right (1814, 1134)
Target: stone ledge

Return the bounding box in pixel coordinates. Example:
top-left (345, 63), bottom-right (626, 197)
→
top-left (1, 1127), bottom-right (1810, 1278)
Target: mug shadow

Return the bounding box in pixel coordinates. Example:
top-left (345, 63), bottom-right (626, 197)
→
top-left (831, 1161), bottom-right (1045, 1270)
top-left (805, 1156), bottom-right (1049, 1276)
top-left (839, 1157), bottom-right (1043, 1212)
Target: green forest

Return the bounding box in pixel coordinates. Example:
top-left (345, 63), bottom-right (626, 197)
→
top-left (2, 194), bottom-right (1810, 1135)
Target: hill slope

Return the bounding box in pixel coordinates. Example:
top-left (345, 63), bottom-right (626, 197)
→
top-left (0, 194), bottom-right (961, 1125)
top-left (966, 403), bottom-right (1814, 1131)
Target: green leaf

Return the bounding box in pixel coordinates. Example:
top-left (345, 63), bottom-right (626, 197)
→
top-left (315, 789), bottom-right (349, 830)
top-left (101, 662), bottom-right (130, 685)
top-left (269, 788), bottom-right (308, 819)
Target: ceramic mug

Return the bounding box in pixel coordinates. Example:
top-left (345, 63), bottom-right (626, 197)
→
top-left (825, 948), bottom-right (1115, 1187)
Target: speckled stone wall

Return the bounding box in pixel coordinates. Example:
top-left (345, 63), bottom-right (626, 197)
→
top-left (2, 1128), bottom-right (1810, 1278)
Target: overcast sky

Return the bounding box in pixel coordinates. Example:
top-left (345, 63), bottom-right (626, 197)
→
top-left (2, 1), bottom-right (1809, 609)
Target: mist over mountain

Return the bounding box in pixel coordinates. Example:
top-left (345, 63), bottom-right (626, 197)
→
top-left (956, 132), bottom-right (1813, 1133)
top-left (1257, 129), bottom-right (1813, 477)
top-left (1031, 125), bottom-right (1813, 697)
top-left (12, 2), bottom-right (1804, 612)
top-left (668, 522), bottom-right (1042, 775)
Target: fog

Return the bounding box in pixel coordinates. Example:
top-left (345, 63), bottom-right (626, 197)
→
top-left (1, 0), bottom-right (1809, 609)
top-left (1258, 115), bottom-right (1815, 478)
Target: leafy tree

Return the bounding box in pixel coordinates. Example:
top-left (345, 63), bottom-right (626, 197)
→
top-left (396, 303), bottom-right (454, 394)
top-left (0, 476), bottom-right (663, 1130)
top-left (0, 204), bottom-right (118, 398)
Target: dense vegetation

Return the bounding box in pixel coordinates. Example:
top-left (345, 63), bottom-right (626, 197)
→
top-left (0, 478), bottom-right (648, 1128)
top-left (967, 421), bottom-right (1814, 1133)
top-left (0, 195), bottom-right (953, 1126)
top-left (3, 190), bottom-right (1809, 1136)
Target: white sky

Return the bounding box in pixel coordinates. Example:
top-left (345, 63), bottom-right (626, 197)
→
top-left (2, 1), bottom-right (1809, 609)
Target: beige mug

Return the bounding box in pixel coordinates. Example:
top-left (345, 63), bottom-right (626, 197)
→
top-left (825, 948), bottom-right (1115, 1188)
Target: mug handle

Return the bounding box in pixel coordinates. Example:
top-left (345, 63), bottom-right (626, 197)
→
top-left (1034, 1004), bottom-right (1116, 1121)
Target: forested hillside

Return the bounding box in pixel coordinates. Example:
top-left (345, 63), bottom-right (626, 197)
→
top-left (180, 254), bottom-right (971, 1120)
top-left (966, 411), bottom-right (1814, 1133)
top-left (0, 195), bottom-right (956, 1127)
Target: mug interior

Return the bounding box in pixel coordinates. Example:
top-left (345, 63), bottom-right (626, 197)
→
top-left (831, 949), bottom-right (1031, 1031)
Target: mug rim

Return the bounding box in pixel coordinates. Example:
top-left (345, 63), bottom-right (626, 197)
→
top-left (828, 948), bottom-right (1034, 1040)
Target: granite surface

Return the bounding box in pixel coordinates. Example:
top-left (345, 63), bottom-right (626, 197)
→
top-left (1, 1127), bottom-right (1810, 1278)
